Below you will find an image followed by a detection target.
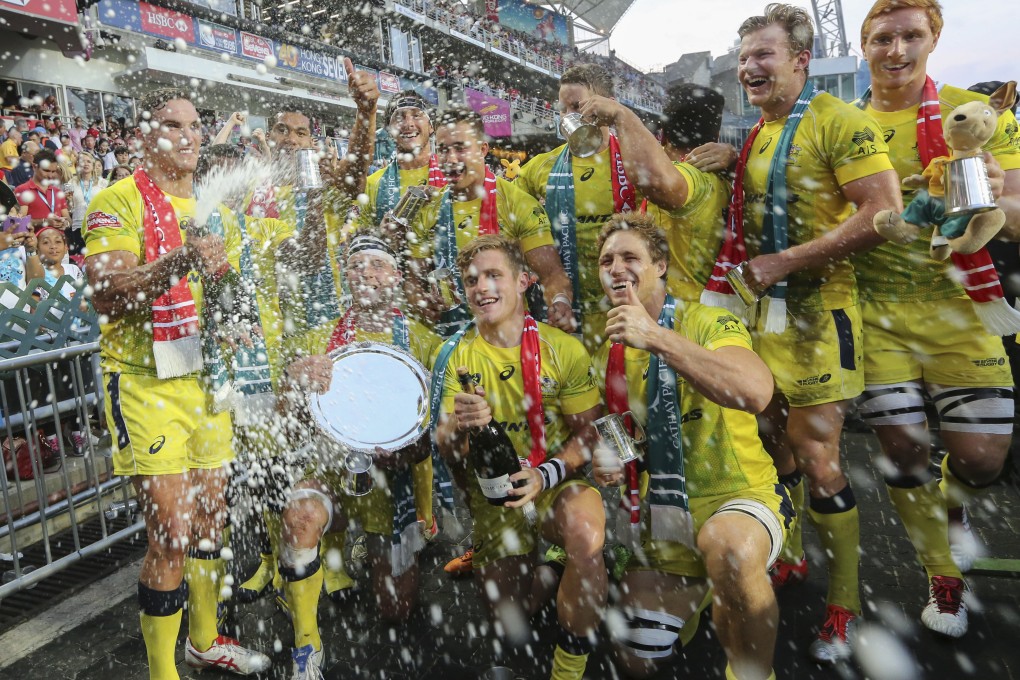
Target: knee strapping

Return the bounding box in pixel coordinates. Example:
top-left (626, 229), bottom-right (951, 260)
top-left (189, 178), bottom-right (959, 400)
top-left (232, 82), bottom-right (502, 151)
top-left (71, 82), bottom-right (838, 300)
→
top-left (858, 382), bottom-right (926, 426)
top-left (715, 498), bottom-right (785, 569)
top-left (930, 386), bottom-right (1014, 434)
top-left (621, 608), bottom-right (685, 660)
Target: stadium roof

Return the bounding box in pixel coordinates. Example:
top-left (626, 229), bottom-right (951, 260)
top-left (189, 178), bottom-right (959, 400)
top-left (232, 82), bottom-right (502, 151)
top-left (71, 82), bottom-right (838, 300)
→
top-left (537, 0), bottom-right (639, 36)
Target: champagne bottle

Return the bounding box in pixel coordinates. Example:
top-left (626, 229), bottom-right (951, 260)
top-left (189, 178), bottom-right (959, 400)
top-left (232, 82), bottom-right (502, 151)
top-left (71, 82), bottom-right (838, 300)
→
top-left (192, 210), bottom-right (257, 328)
top-left (457, 367), bottom-right (537, 524)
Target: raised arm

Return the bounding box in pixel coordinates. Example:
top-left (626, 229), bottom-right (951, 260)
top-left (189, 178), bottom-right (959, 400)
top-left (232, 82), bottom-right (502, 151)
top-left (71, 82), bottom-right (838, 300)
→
top-left (579, 94), bottom-right (689, 210)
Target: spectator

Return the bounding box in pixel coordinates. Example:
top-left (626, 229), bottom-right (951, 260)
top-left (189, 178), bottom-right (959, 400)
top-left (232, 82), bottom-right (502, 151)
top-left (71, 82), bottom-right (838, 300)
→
top-left (80, 133), bottom-right (100, 162)
top-left (6, 141), bottom-right (40, 187)
top-left (0, 205), bottom-right (43, 289)
top-left (1, 127), bottom-right (21, 172)
top-left (108, 165), bottom-right (131, 184)
top-left (15, 149), bottom-right (71, 236)
top-left (66, 153), bottom-right (107, 237)
top-left (59, 133), bottom-right (78, 174)
top-left (68, 116), bottom-right (88, 151)
top-left (106, 145), bottom-right (130, 178)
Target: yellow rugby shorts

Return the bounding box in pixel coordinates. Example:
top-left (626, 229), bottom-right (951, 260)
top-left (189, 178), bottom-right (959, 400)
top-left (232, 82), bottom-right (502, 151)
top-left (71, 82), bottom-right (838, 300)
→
top-left (862, 297), bottom-right (1012, 387)
top-left (105, 372), bottom-right (233, 476)
top-left (754, 302), bottom-right (864, 407)
top-left (627, 483), bottom-right (792, 579)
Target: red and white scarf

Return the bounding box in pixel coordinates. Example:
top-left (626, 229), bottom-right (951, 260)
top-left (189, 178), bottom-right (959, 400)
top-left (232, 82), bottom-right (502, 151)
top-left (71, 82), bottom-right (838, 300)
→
top-left (917, 76), bottom-right (1020, 335)
top-left (607, 342), bottom-right (641, 547)
top-left (135, 168), bottom-right (202, 378)
top-left (699, 119), bottom-right (764, 317)
top-left (520, 313), bottom-right (547, 468)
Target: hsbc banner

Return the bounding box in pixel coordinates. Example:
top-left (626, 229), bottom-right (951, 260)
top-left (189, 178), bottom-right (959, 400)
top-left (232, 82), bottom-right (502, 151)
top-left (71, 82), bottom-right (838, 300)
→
top-left (138, 2), bottom-right (195, 42)
top-left (98, 0), bottom-right (348, 85)
top-left (464, 87), bottom-right (512, 138)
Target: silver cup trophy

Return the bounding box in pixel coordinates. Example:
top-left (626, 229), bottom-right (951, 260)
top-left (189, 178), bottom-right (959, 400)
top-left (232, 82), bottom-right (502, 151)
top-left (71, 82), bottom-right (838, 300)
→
top-left (725, 262), bottom-right (769, 307)
top-left (295, 148), bottom-right (323, 191)
top-left (593, 411), bottom-right (646, 464)
top-left (944, 156), bottom-right (997, 217)
top-left (388, 185), bottom-right (431, 229)
top-left (339, 450), bottom-right (374, 497)
top-left (559, 113), bottom-right (602, 159)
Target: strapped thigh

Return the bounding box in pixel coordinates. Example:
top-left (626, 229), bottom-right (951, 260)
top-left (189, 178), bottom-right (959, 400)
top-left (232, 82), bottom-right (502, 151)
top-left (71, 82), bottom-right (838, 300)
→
top-left (929, 385), bottom-right (1014, 434)
top-left (858, 381), bottom-right (926, 426)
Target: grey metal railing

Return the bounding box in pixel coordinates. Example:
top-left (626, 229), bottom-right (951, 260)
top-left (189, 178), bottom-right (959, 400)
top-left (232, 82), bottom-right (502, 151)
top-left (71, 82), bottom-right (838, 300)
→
top-left (0, 277), bottom-right (141, 599)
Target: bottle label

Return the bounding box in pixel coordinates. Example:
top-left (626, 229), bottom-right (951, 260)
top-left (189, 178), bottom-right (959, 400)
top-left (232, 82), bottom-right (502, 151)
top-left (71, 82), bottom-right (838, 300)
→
top-left (476, 473), bottom-right (513, 501)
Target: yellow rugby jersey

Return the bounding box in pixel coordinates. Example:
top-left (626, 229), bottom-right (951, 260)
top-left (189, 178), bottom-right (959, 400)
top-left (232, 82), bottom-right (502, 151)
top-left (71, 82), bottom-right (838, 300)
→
top-left (742, 92), bottom-right (893, 312)
top-left (411, 176), bottom-right (553, 260)
top-left (592, 301), bottom-right (777, 497)
top-left (314, 315), bottom-right (440, 371)
top-left (439, 322), bottom-right (601, 463)
top-left (84, 176), bottom-right (241, 377)
top-left (234, 216), bottom-right (295, 388)
top-left (854, 84), bottom-right (1020, 302)
top-left (517, 143), bottom-right (626, 312)
top-left (647, 162), bottom-right (730, 302)
top-left (355, 164), bottom-right (430, 231)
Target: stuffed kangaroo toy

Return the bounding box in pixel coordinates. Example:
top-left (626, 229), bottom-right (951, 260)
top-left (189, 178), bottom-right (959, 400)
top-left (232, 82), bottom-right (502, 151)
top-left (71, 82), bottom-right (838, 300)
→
top-left (873, 80), bottom-right (1017, 261)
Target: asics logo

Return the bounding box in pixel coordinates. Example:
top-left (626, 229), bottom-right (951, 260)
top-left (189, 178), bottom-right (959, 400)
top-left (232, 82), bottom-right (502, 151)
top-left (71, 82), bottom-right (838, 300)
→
top-left (580, 167), bottom-right (595, 181)
top-left (759, 137), bottom-right (772, 154)
top-left (499, 366), bottom-right (515, 380)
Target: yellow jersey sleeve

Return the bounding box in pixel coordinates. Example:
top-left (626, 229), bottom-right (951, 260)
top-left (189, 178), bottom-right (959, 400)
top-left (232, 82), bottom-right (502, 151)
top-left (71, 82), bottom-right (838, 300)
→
top-left (542, 325), bottom-right (601, 416)
top-left (820, 106), bottom-right (894, 186)
top-left (495, 176), bottom-right (554, 253)
top-left (84, 180), bottom-right (144, 257)
top-left (679, 302), bottom-right (753, 352)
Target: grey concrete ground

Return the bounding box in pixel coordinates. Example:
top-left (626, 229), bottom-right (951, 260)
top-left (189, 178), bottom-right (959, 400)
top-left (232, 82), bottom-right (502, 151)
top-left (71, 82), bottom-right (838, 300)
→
top-left (3, 431), bottom-right (1020, 679)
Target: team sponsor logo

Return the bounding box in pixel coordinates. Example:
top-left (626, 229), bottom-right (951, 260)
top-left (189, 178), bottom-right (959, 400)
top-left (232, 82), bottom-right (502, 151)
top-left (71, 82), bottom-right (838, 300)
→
top-left (86, 211), bottom-right (120, 231)
top-left (883, 129), bottom-right (896, 143)
top-left (680, 408), bottom-right (703, 424)
top-left (796, 373), bottom-right (831, 386)
top-left (852, 127), bottom-right (879, 155)
top-left (499, 366), bottom-right (516, 380)
top-left (971, 357), bottom-right (1006, 367)
top-left (579, 167), bottom-right (595, 181)
top-left (457, 217), bottom-right (472, 231)
top-left (149, 434), bottom-right (166, 454)
top-left (716, 314), bottom-right (741, 332)
top-left (576, 213), bottom-right (612, 224)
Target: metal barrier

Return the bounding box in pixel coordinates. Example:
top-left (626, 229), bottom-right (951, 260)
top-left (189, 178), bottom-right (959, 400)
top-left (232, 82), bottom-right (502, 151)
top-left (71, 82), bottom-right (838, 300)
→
top-left (0, 277), bottom-right (142, 600)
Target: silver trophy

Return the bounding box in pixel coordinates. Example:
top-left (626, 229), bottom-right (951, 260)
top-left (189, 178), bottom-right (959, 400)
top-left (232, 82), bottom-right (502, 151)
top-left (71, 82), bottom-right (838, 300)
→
top-left (725, 262), bottom-right (769, 307)
top-left (388, 185), bottom-right (431, 228)
top-left (295, 148), bottom-right (323, 191)
top-left (944, 156), bottom-right (997, 217)
top-left (559, 113), bottom-right (602, 158)
top-left (339, 450), bottom-right (374, 497)
top-left (593, 411), bottom-right (646, 464)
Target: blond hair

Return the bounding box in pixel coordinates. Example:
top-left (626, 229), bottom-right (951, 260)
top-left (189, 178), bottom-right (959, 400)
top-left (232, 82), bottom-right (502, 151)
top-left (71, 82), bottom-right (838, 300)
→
top-left (597, 213), bottom-right (669, 271)
top-left (739, 3), bottom-right (815, 55)
top-left (455, 234), bottom-right (527, 277)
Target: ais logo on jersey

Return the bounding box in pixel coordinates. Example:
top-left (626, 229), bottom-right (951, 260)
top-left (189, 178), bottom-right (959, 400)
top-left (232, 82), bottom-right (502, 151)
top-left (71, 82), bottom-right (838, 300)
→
top-left (499, 366), bottom-right (516, 380)
top-left (580, 167), bottom-right (595, 181)
top-left (852, 127), bottom-right (878, 155)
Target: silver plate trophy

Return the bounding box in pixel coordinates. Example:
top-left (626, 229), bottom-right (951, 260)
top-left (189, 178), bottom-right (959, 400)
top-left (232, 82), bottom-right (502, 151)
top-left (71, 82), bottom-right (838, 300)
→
top-left (725, 261), bottom-right (769, 307)
top-left (559, 112), bottom-right (602, 158)
top-left (309, 342), bottom-right (431, 455)
top-left (593, 411), bottom-right (646, 464)
top-left (944, 156), bottom-right (997, 217)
